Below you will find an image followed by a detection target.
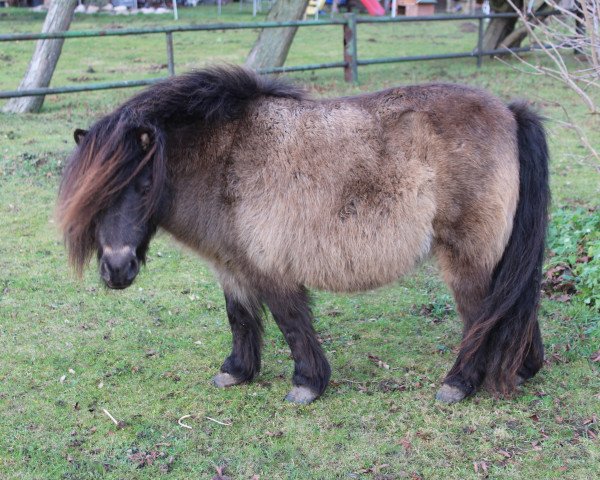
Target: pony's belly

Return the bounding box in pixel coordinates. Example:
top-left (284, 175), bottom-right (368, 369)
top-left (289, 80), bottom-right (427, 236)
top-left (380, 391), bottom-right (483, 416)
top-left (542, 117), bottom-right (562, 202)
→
top-left (238, 193), bottom-right (436, 293)
top-left (296, 227), bottom-right (434, 293)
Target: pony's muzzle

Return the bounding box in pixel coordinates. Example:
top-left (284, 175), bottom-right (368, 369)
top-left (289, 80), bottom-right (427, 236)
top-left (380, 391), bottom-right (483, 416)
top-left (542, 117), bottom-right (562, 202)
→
top-left (100, 249), bottom-right (139, 289)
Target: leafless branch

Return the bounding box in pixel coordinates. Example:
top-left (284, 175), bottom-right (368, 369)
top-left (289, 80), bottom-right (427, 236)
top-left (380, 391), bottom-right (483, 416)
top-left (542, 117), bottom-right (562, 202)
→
top-left (505, 0), bottom-right (599, 113)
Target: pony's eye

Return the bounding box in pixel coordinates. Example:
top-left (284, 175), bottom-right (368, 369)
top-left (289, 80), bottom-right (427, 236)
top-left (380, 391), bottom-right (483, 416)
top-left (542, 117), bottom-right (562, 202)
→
top-left (136, 181), bottom-right (151, 195)
top-left (136, 173), bottom-right (153, 194)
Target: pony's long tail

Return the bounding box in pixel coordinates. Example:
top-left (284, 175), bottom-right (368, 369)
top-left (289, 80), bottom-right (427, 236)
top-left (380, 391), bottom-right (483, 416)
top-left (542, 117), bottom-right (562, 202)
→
top-left (460, 102), bottom-right (550, 394)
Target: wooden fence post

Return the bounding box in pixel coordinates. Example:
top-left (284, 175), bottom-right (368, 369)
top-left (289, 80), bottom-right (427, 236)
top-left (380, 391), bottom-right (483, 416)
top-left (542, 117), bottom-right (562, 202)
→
top-left (166, 32), bottom-right (175, 76)
top-left (343, 13), bottom-right (358, 83)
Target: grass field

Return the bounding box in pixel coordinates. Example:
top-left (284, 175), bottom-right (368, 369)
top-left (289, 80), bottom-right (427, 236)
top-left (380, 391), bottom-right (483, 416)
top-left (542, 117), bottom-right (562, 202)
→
top-left (0, 6), bottom-right (599, 479)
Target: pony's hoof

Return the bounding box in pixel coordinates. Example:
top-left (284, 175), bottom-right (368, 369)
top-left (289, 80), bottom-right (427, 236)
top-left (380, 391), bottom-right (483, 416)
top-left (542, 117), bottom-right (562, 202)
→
top-left (284, 386), bottom-right (318, 404)
top-left (212, 372), bottom-right (241, 388)
top-left (435, 384), bottom-right (467, 404)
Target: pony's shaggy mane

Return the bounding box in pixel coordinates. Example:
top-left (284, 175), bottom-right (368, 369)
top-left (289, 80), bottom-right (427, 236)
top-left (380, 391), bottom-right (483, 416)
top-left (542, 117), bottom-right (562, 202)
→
top-left (58, 65), bottom-right (306, 274)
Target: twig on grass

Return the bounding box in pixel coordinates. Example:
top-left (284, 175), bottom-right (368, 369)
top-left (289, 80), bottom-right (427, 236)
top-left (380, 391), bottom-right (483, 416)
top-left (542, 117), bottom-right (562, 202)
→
top-left (102, 408), bottom-right (125, 428)
top-left (177, 414), bottom-right (193, 429)
top-left (205, 416), bottom-right (232, 426)
top-left (177, 414), bottom-right (233, 429)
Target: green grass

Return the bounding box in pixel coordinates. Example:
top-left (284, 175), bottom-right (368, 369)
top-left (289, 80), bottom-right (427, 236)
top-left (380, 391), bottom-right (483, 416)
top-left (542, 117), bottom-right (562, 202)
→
top-left (0, 6), bottom-right (599, 479)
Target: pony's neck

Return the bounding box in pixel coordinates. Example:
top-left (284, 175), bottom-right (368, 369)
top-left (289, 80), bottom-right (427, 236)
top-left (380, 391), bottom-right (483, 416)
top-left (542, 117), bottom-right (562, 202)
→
top-left (159, 121), bottom-right (238, 258)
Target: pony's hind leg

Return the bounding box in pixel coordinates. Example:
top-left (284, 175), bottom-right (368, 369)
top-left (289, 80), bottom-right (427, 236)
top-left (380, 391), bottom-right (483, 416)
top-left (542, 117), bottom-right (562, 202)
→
top-left (213, 293), bottom-right (263, 388)
top-left (435, 246), bottom-right (546, 403)
top-left (264, 286), bottom-right (331, 404)
top-left (434, 253), bottom-right (493, 403)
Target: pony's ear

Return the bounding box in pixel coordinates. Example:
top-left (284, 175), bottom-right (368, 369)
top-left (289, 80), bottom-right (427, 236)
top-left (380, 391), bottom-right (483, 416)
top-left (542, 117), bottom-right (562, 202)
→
top-left (139, 131), bottom-right (152, 151)
top-left (73, 129), bottom-right (88, 145)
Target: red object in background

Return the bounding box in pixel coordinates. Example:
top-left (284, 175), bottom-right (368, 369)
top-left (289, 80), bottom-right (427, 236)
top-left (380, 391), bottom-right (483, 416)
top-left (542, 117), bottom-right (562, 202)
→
top-left (359, 0), bottom-right (386, 16)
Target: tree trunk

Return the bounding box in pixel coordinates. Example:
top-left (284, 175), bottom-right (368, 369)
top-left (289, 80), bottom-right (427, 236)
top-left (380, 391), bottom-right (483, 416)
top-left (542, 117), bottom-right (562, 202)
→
top-left (482, 0), bottom-right (523, 51)
top-left (3, 0), bottom-right (78, 114)
top-left (483, 17), bottom-right (519, 50)
top-left (499, 24), bottom-right (528, 48)
top-left (245, 0), bottom-right (309, 70)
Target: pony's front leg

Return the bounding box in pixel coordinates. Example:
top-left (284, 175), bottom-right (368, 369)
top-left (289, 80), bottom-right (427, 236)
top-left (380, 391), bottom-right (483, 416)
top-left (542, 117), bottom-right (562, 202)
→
top-left (213, 293), bottom-right (263, 388)
top-left (265, 287), bottom-right (331, 404)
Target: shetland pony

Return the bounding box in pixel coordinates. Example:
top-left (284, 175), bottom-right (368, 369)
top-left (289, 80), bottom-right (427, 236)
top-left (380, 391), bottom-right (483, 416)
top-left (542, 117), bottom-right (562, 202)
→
top-left (58, 66), bottom-right (549, 404)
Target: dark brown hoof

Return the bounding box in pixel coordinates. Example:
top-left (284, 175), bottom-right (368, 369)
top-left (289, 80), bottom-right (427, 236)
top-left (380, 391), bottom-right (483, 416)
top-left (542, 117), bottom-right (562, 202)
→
top-left (284, 386), bottom-right (319, 404)
top-left (212, 372), bottom-right (242, 388)
top-left (435, 384), bottom-right (467, 404)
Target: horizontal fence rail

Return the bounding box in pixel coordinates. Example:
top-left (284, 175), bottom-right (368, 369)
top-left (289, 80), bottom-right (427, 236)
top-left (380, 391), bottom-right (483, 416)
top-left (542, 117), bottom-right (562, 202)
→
top-left (0, 10), bottom-right (560, 99)
top-left (0, 18), bottom-right (347, 42)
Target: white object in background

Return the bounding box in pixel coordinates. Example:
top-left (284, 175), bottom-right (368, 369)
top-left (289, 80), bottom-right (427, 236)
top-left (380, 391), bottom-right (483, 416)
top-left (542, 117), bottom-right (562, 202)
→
top-left (391, 0), bottom-right (397, 18)
top-left (482, 0), bottom-right (490, 15)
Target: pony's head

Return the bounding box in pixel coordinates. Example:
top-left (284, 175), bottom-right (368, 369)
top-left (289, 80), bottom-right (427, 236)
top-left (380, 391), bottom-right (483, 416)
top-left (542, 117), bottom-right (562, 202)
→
top-left (58, 113), bottom-right (167, 289)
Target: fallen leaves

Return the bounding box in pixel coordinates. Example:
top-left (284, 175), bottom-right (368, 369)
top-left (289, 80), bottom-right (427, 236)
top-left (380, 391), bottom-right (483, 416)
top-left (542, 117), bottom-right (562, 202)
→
top-left (368, 354), bottom-right (390, 370)
top-left (128, 450), bottom-right (158, 468)
top-left (497, 449), bottom-right (512, 459)
top-left (126, 447), bottom-right (174, 473)
top-left (354, 463), bottom-right (390, 475)
top-left (59, 368), bottom-right (77, 384)
top-left (162, 371), bottom-right (181, 382)
top-left (397, 437), bottom-right (412, 451)
top-left (159, 456), bottom-right (175, 474)
top-left (212, 465), bottom-right (232, 480)
top-left (583, 415), bottom-right (597, 425)
top-left (529, 414), bottom-right (540, 422)
top-left (378, 379), bottom-right (406, 393)
top-left (473, 461), bottom-right (489, 475)
top-left (412, 300), bottom-right (454, 323)
top-left (542, 264), bottom-right (576, 301)
top-left (582, 415), bottom-right (598, 439)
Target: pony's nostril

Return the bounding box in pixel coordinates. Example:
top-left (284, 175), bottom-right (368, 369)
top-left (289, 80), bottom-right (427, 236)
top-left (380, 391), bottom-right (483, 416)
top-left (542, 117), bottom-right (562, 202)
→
top-left (127, 258), bottom-right (139, 281)
top-left (100, 249), bottom-right (138, 288)
top-left (100, 260), bottom-right (111, 280)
